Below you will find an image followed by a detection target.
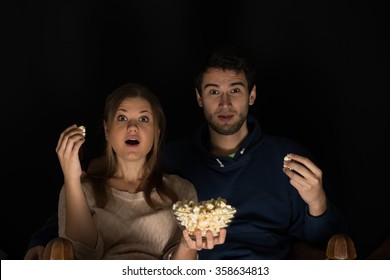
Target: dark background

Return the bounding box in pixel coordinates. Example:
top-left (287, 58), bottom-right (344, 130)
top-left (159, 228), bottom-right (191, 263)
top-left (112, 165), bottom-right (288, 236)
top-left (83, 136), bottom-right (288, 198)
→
top-left (1, 0), bottom-right (389, 260)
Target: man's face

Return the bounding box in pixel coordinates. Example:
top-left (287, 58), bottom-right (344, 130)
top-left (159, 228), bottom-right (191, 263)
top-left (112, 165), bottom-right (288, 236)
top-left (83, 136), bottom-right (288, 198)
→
top-left (196, 68), bottom-right (256, 135)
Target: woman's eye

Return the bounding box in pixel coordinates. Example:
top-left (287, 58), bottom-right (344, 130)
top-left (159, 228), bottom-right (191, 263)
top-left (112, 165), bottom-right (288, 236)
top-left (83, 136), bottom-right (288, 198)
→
top-left (118, 115), bottom-right (127, 121)
top-left (139, 116), bottom-right (149, 122)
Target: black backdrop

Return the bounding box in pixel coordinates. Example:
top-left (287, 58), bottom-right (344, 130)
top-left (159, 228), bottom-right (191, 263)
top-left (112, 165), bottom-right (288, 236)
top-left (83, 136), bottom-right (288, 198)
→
top-left (1, 0), bottom-right (389, 259)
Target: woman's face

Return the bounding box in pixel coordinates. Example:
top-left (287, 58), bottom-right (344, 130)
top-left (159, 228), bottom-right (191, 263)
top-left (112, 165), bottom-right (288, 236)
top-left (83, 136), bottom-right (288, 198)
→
top-left (106, 97), bottom-right (155, 163)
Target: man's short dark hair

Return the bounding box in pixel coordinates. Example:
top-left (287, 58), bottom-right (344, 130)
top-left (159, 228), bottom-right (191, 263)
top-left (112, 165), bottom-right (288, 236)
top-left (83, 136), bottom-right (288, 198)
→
top-left (194, 46), bottom-right (256, 94)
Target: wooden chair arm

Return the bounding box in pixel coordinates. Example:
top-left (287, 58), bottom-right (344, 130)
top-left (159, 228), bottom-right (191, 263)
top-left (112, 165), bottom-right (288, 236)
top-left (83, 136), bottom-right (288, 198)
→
top-left (326, 234), bottom-right (357, 260)
top-left (291, 234), bottom-right (357, 260)
top-left (43, 237), bottom-right (74, 260)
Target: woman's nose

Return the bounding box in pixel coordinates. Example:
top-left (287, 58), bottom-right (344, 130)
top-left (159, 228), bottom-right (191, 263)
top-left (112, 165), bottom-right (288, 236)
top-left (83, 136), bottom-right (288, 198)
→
top-left (127, 120), bottom-right (138, 131)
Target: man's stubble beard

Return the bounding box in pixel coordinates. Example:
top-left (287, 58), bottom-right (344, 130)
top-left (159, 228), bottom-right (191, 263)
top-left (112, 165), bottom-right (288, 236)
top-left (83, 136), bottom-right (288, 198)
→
top-left (206, 113), bottom-right (247, 136)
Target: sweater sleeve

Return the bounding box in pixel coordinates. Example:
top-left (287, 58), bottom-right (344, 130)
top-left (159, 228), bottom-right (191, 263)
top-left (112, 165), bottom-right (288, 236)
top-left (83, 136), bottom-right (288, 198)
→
top-left (57, 184), bottom-right (105, 259)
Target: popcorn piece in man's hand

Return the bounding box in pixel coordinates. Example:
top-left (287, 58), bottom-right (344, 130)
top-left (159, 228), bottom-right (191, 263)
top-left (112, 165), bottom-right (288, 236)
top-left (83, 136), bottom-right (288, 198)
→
top-left (283, 154), bottom-right (294, 170)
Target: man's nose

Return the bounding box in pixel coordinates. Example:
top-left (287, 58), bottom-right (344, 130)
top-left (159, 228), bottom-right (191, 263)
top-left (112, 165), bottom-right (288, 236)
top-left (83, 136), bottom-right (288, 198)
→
top-left (219, 92), bottom-right (231, 106)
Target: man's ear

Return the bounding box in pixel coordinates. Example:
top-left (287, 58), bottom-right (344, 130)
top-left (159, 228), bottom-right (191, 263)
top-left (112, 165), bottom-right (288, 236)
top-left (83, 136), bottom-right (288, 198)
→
top-left (249, 85), bottom-right (257, 105)
top-left (195, 89), bottom-right (203, 107)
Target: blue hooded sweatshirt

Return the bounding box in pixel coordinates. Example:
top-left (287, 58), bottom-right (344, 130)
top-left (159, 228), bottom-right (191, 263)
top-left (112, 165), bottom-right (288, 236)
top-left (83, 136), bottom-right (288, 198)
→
top-left (162, 115), bottom-right (347, 259)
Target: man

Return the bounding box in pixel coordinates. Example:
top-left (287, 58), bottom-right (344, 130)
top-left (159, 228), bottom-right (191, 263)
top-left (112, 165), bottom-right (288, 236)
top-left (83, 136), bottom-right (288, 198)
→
top-left (24, 46), bottom-right (347, 260)
top-left (162, 46), bottom-right (347, 259)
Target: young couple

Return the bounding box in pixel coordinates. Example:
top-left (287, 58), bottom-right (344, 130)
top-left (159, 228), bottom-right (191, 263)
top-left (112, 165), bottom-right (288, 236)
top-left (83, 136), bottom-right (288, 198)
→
top-left (24, 46), bottom-right (347, 260)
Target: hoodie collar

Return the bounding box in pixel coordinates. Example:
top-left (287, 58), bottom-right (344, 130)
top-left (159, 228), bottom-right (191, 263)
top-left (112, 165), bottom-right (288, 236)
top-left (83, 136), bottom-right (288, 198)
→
top-left (194, 115), bottom-right (263, 168)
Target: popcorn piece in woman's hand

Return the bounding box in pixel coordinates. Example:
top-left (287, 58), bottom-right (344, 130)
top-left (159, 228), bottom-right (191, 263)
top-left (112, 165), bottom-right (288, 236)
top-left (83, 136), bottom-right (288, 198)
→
top-left (78, 125), bottom-right (86, 137)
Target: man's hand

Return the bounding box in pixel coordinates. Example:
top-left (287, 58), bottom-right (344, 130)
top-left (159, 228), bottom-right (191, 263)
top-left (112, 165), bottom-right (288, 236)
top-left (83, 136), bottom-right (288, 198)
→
top-left (283, 153), bottom-right (327, 216)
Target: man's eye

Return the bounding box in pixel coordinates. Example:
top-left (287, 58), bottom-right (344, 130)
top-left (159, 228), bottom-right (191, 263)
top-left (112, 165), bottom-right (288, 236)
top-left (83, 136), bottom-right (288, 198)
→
top-left (209, 90), bottom-right (219, 95)
top-left (139, 116), bottom-right (149, 122)
top-left (231, 88), bottom-right (240, 93)
top-left (118, 115), bottom-right (127, 121)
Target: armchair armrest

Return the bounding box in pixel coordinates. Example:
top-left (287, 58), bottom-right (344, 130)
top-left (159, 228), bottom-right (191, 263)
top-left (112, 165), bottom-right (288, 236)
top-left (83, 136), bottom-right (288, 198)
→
top-left (43, 237), bottom-right (74, 260)
top-left (326, 234), bottom-right (357, 260)
top-left (43, 234), bottom-right (357, 260)
top-left (291, 234), bottom-right (357, 260)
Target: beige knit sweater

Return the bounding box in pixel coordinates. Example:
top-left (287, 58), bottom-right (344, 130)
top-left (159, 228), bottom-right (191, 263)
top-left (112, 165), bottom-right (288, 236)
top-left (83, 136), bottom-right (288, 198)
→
top-left (58, 174), bottom-right (197, 259)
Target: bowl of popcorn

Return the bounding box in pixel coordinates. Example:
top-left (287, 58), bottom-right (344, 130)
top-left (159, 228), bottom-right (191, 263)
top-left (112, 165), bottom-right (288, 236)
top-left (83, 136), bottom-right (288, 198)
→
top-left (172, 197), bottom-right (236, 238)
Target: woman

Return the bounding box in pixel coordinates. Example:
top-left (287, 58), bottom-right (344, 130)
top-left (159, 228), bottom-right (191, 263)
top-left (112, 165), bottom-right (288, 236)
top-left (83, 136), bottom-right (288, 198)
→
top-left (56, 83), bottom-right (225, 259)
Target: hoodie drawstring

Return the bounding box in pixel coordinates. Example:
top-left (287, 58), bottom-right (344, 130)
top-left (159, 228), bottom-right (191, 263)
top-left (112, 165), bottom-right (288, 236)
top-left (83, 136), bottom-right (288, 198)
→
top-left (215, 147), bottom-right (246, 167)
top-left (216, 158), bottom-right (224, 167)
